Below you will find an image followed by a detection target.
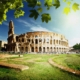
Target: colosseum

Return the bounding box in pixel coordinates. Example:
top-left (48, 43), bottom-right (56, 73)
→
top-left (6, 20), bottom-right (69, 53)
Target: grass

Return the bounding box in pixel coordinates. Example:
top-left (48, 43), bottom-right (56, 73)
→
top-left (0, 53), bottom-right (80, 80)
top-left (53, 54), bottom-right (80, 70)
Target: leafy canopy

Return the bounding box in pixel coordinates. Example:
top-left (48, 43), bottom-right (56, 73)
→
top-left (73, 43), bottom-right (80, 50)
top-left (0, 0), bottom-right (80, 24)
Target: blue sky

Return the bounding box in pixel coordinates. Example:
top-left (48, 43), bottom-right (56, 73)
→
top-left (0, 0), bottom-right (80, 47)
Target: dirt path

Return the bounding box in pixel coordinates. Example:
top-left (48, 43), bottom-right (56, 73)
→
top-left (0, 61), bottom-right (29, 71)
top-left (0, 54), bottom-right (19, 58)
top-left (48, 58), bottom-right (80, 76)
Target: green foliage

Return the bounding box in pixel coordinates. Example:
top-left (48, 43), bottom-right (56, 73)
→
top-left (37, 8), bottom-right (42, 13)
top-left (29, 10), bottom-right (39, 20)
top-left (73, 43), bottom-right (80, 50)
top-left (67, 1), bottom-right (71, 6)
top-left (14, 9), bottom-right (25, 18)
top-left (63, 7), bottom-right (70, 15)
top-left (72, 3), bottom-right (79, 11)
top-left (36, 1), bottom-right (41, 6)
top-left (41, 13), bottom-right (51, 23)
top-left (26, 0), bottom-right (37, 8)
top-left (53, 0), bottom-right (60, 9)
top-left (63, 0), bottom-right (66, 2)
top-left (45, 0), bottom-right (53, 7)
top-left (0, 0), bottom-right (80, 24)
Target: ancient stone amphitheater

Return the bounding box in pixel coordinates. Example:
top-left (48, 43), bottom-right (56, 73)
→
top-left (6, 20), bottom-right (69, 53)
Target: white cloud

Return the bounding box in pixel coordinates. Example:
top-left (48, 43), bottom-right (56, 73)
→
top-left (31, 25), bottom-right (50, 31)
top-left (17, 19), bottom-right (32, 27)
top-left (30, 20), bottom-right (38, 25)
top-left (17, 19), bottom-right (50, 32)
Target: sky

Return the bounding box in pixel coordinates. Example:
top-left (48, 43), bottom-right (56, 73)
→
top-left (0, 0), bottom-right (80, 47)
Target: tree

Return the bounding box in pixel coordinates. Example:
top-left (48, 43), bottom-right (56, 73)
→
top-left (0, 0), bottom-right (80, 24)
top-left (73, 43), bottom-right (80, 50)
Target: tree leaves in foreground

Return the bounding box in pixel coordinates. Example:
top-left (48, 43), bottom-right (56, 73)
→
top-left (41, 14), bottom-right (51, 23)
top-left (0, 0), bottom-right (80, 24)
top-left (63, 7), bottom-right (70, 15)
top-left (72, 3), bottom-right (79, 12)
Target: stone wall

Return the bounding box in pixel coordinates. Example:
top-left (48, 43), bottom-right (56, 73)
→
top-left (7, 31), bottom-right (69, 53)
top-left (6, 21), bottom-right (69, 53)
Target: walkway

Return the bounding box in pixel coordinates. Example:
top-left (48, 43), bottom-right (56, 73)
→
top-left (48, 58), bottom-right (80, 76)
top-left (0, 62), bottom-right (29, 71)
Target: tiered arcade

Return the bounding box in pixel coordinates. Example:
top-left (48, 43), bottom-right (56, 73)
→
top-left (6, 20), bottom-right (69, 53)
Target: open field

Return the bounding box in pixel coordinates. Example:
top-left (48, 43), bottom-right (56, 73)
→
top-left (0, 53), bottom-right (80, 80)
top-left (53, 54), bottom-right (80, 71)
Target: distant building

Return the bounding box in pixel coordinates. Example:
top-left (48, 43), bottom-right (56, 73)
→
top-left (0, 40), bottom-right (7, 51)
top-left (6, 20), bottom-right (69, 53)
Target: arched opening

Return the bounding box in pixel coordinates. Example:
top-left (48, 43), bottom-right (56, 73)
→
top-left (54, 47), bottom-right (56, 52)
top-left (22, 38), bottom-right (24, 42)
top-left (31, 47), bottom-right (34, 52)
top-left (25, 47), bottom-right (28, 52)
top-left (35, 39), bottom-right (38, 44)
top-left (56, 40), bottom-right (58, 44)
top-left (59, 40), bottom-right (60, 44)
top-left (57, 47), bottom-right (58, 52)
top-left (35, 47), bottom-right (38, 52)
top-left (59, 48), bottom-right (61, 52)
top-left (50, 40), bottom-right (52, 44)
top-left (21, 47), bottom-right (24, 52)
top-left (54, 40), bottom-right (55, 44)
top-left (47, 47), bottom-right (49, 52)
top-left (39, 47), bottom-right (42, 52)
top-left (43, 47), bottom-right (45, 52)
top-left (50, 47), bottom-right (52, 52)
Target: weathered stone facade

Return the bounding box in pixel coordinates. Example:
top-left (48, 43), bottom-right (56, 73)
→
top-left (6, 20), bottom-right (69, 53)
top-left (0, 40), bottom-right (7, 51)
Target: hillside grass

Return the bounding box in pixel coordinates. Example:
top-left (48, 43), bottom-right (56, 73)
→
top-left (0, 53), bottom-right (80, 80)
top-left (53, 54), bottom-right (80, 71)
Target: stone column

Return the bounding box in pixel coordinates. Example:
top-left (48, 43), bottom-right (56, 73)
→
top-left (34, 36), bottom-right (35, 52)
top-left (45, 37), bottom-right (47, 53)
top-left (38, 35), bottom-right (39, 52)
top-left (42, 35), bottom-right (43, 53)
top-left (49, 35), bottom-right (50, 52)
top-left (52, 36), bottom-right (53, 52)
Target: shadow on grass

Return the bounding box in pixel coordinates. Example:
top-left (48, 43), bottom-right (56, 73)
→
top-left (0, 75), bottom-right (18, 80)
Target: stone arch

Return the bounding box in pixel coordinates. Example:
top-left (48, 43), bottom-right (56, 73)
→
top-left (31, 47), bottom-right (34, 52)
top-left (54, 40), bottom-right (55, 44)
top-left (47, 47), bottom-right (49, 52)
top-left (35, 39), bottom-right (38, 44)
top-left (35, 47), bottom-right (38, 52)
top-left (19, 39), bottom-right (20, 42)
top-left (25, 47), bottom-right (28, 52)
top-left (54, 47), bottom-right (56, 52)
top-left (59, 40), bottom-right (60, 44)
top-left (50, 47), bottom-right (52, 52)
top-left (21, 47), bottom-right (24, 52)
top-left (50, 40), bottom-right (52, 44)
top-left (59, 48), bottom-right (61, 52)
top-left (43, 47), bottom-right (45, 52)
top-left (22, 38), bottom-right (24, 42)
top-left (39, 47), bottom-right (42, 52)
top-left (62, 48), bottom-right (63, 52)
top-left (57, 47), bottom-right (58, 52)
top-left (56, 40), bottom-right (58, 44)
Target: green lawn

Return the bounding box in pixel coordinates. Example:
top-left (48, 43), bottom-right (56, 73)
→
top-left (0, 53), bottom-right (80, 80)
top-left (53, 54), bottom-right (80, 71)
